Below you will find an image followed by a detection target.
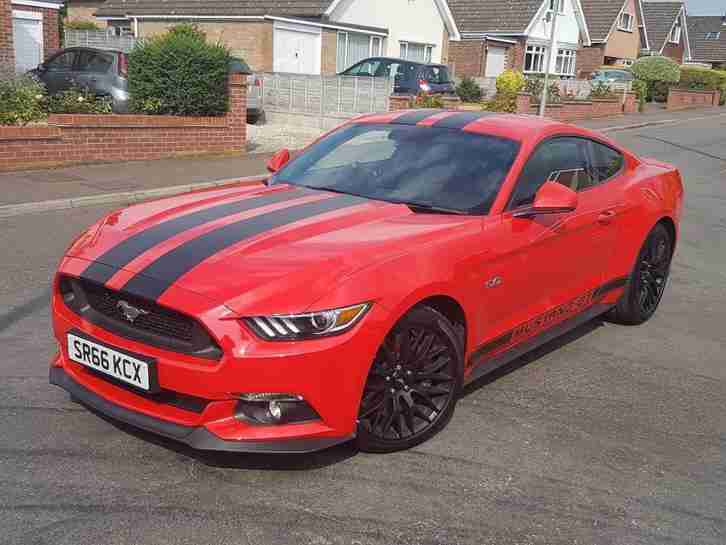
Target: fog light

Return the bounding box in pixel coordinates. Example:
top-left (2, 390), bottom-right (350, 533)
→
top-left (234, 393), bottom-right (320, 425)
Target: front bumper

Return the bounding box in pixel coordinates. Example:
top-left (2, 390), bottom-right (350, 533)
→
top-left (50, 367), bottom-right (352, 453)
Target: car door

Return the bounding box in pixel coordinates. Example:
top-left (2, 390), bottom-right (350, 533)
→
top-left (40, 50), bottom-right (78, 94)
top-left (74, 49), bottom-right (115, 97)
top-left (476, 137), bottom-right (620, 349)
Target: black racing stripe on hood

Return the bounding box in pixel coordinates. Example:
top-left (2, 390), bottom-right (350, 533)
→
top-left (80, 188), bottom-right (309, 285)
top-left (121, 194), bottom-right (369, 301)
top-left (431, 111), bottom-right (493, 129)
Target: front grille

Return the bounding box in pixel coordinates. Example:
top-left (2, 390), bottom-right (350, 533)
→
top-left (59, 275), bottom-right (222, 360)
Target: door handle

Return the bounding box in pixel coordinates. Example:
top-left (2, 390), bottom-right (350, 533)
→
top-left (597, 210), bottom-right (617, 225)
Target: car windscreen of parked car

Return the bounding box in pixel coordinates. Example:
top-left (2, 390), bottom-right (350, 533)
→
top-left (272, 123), bottom-right (521, 214)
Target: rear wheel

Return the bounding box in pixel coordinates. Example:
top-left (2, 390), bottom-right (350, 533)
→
top-left (611, 223), bottom-right (673, 325)
top-left (356, 306), bottom-right (463, 453)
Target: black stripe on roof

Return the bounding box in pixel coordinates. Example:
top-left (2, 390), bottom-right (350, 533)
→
top-left (431, 111), bottom-right (493, 129)
top-left (388, 109), bottom-right (441, 125)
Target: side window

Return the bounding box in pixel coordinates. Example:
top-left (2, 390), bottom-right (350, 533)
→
top-left (342, 62), bottom-right (362, 76)
top-left (589, 141), bottom-right (624, 182)
top-left (77, 50), bottom-right (114, 73)
top-left (46, 51), bottom-right (76, 71)
top-left (510, 137), bottom-right (594, 208)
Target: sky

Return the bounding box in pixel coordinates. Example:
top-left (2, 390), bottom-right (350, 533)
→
top-left (685, 0), bottom-right (725, 15)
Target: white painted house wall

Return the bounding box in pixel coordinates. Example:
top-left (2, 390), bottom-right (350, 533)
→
top-left (526, 0), bottom-right (583, 73)
top-left (329, 0), bottom-right (448, 63)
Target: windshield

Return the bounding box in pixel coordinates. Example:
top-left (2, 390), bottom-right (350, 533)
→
top-left (272, 123), bottom-right (521, 214)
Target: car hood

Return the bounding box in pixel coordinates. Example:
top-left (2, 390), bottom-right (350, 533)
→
top-left (68, 183), bottom-right (473, 315)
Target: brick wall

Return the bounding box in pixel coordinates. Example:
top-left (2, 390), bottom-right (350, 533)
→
top-left (666, 88), bottom-right (720, 110)
top-left (0, 0), bottom-right (14, 69)
top-left (0, 74), bottom-right (247, 171)
top-left (139, 20), bottom-right (274, 72)
top-left (515, 93), bottom-right (626, 121)
top-left (577, 44), bottom-right (605, 79)
top-left (508, 38), bottom-right (527, 71)
top-left (449, 39), bottom-right (486, 77)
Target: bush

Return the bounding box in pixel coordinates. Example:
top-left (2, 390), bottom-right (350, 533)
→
top-left (496, 69), bottom-right (525, 95)
top-left (44, 86), bottom-right (113, 114)
top-left (678, 66), bottom-right (725, 90)
top-left (483, 93), bottom-right (517, 112)
top-left (589, 81), bottom-right (617, 99)
top-left (632, 79), bottom-right (647, 112)
top-left (64, 19), bottom-right (101, 30)
top-left (0, 74), bottom-right (47, 126)
top-left (631, 56), bottom-right (680, 102)
top-left (455, 76), bottom-right (482, 103)
top-left (128, 24), bottom-right (232, 116)
top-left (413, 92), bottom-right (443, 108)
top-left (649, 80), bottom-right (671, 102)
top-left (524, 75), bottom-right (561, 104)
top-left (717, 70), bottom-right (726, 105)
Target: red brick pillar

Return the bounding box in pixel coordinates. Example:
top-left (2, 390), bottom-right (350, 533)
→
top-left (0, 0), bottom-right (14, 71)
top-left (389, 95), bottom-right (414, 111)
top-left (623, 92), bottom-right (638, 114)
top-left (226, 72), bottom-right (248, 152)
top-left (713, 90), bottom-right (721, 106)
top-left (515, 93), bottom-right (531, 114)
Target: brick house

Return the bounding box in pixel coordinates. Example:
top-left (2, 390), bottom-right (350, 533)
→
top-left (687, 15), bottom-right (726, 69)
top-left (640, 0), bottom-right (691, 63)
top-left (1, 0), bottom-right (62, 73)
top-left (91, 0), bottom-right (461, 75)
top-left (447, 0), bottom-right (590, 79)
top-left (577, 0), bottom-right (646, 77)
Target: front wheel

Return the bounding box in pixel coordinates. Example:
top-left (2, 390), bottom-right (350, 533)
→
top-left (610, 222), bottom-right (673, 325)
top-left (356, 306), bottom-right (463, 453)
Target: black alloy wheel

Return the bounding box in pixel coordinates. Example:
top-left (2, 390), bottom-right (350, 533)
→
top-left (357, 306), bottom-right (463, 453)
top-left (611, 222), bottom-right (673, 325)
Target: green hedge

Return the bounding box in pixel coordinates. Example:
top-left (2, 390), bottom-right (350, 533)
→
top-left (0, 74), bottom-right (46, 126)
top-left (455, 76), bottom-right (482, 103)
top-left (678, 66), bottom-right (726, 90)
top-left (128, 24), bottom-right (232, 116)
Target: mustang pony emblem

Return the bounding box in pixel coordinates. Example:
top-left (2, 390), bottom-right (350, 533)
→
top-left (117, 300), bottom-right (149, 323)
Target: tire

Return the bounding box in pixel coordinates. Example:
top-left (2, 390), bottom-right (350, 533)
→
top-left (610, 222), bottom-right (673, 325)
top-left (356, 306), bottom-right (463, 453)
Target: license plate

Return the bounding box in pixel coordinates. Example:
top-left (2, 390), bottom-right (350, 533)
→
top-left (67, 332), bottom-right (156, 392)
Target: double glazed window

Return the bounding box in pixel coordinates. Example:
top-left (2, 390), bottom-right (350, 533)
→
top-left (524, 45), bottom-right (547, 73)
top-left (555, 49), bottom-right (576, 76)
top-left (618, 12), bottom-right (634, 31)
top-left (337, 32), bottom-right (384, 72)
top-left (669, 20), bottom-right (682, 44)
top-left (509, 137), bottom-right (624, 209)
top-left (400, 42), bottom-right (434, 63)
top-left (548, 0), bottom-right (565, 13)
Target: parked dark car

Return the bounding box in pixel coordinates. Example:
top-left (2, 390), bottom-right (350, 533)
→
top-left (29, 47), bottom-right (130, 113)
top-left (338, 57), bottom-right (455, 95)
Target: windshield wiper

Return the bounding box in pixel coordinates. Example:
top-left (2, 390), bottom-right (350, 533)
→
top-left (404, 202), bottom-right (468, 215)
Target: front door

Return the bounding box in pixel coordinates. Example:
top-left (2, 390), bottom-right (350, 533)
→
top-left (473, 137), bottom-right (620, 362)
top-left (485, 46), bottom-right (506, 77)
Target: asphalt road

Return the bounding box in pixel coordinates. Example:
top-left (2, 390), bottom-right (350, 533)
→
top-left (1, 116), bottom-right (725, 545)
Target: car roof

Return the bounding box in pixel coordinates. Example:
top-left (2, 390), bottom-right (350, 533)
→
top-left (351, 57), bottom-right (447, 68)
top-left (352, 110), bottom-right (617, 146)
top-left (54, 46), bottom-right (124, 54)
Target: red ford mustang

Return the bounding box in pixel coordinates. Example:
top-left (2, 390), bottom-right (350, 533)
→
top-left (50, 110), bottom-right (684, 453)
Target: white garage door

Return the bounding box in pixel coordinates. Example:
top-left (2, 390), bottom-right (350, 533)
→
top-left (485, 45), bottom-right (507, 78)
top-left (273, 22), bottom-right (321, 74)
top-left (13, 10), bottom-right (44, 73)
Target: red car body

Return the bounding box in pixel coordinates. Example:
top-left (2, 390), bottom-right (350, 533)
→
top-left (50, 111), bottom-right (684, 453)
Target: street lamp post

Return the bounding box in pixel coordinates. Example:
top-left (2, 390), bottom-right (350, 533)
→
top-left (538, 8), bottom-right (559, 117)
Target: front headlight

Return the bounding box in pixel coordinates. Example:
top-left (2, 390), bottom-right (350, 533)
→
top-left (244, 303), bottom-right (370, 341)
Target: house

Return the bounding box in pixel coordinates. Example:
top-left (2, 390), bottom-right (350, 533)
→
top-left (447, 0), bottom-right (589, 78)
top-left (687, 15), bottom-right (726, 69)
top-left (92, 0), bottom-right (461, 75)
top-left (66, 0), bottom-right (108, 26)
top-left (640, 0), bottom-right (690, 63)
top-left (0, 0), bottom-right (62, 73)
top-left (577, 0), bottom-right (646, 77)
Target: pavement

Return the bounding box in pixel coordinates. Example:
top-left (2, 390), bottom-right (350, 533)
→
top-left (2, 105), bottom-right (725, 218)
top-left (0, 110), bottom-right (725, 544)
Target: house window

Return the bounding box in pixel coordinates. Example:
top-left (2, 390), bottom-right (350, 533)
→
top-left (555, 48), bottom-right (576, 76)
top-left (618, 12), bottom-right (634, 32)
top-left (669, 20), bottom-right (682, 44)
top-left (524, 44), bottom-right (547, 73)
top-left (337, 31), bottom-right (385, 72)
top-left (705, 31), bottom-right (720, 40)
top-left (548, 0), bottom-right (564, 14)
top-left (399, 41), bottom-right (434, 62)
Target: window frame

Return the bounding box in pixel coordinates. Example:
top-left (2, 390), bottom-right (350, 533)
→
top-left (618, 12), bottom-right (634, 32)
top-left (548, 0), bottom-right (565, 14)
top-left (669, 21), bottom-right (682, 44)
top-left (336, 31), bottom-right (386, 73)
top-left (524, 44), bottom-right (547, 74)
top-left (505, 135), bottom-right (626, 212)
top-left (399, 40), bottom-right (436, 62)
top-left (555, 48), bottom-right (576, 76)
